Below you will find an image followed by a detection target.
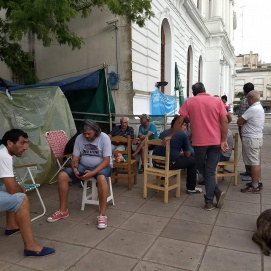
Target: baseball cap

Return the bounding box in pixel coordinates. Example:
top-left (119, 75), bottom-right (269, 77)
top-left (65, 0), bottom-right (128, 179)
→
top-left (139, 114), bottom-right (150, 120)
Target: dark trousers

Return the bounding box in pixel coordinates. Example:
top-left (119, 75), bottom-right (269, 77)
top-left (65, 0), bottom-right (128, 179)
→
top-left (194, 145), bottom-right (220, 203)
top-left (169, 156), bottom-right (197, 190)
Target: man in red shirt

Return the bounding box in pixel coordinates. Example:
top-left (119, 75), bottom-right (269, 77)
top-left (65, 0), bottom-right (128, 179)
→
top-left (163, 82), bottom-right (229, 210)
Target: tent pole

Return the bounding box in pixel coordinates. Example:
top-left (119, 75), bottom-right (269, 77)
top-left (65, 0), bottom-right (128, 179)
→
top-left (104, 65), bottom-right (112, 131)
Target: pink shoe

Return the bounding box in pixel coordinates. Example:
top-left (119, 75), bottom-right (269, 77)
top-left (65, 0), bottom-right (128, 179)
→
top-left (47, 210), bottom-right (69, 223)
top-left (97, 215), bottom-right (107, 229)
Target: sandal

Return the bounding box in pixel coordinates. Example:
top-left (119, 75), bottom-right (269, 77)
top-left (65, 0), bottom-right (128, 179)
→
top-left (241, 185), bottom-right (261, 193)
top-left (246, 181), bottom-right (263, 188)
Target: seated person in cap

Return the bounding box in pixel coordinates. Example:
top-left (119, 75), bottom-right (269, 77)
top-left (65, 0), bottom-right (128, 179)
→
top-left (153, 116), bottom-right (202, 194)
top-left (109, 117), bottom-right (134, 151)
top-left (132, 114), bottom-right (158, 174)
top-left (47, 120), bottom-right (112, 230)
top-left (0, 129), bottom-right (55, 257)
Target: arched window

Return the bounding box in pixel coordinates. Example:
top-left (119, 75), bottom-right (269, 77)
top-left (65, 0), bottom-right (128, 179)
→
top-left (186, 46), bottom-right (193, 97)
top-left (198, 56), bottom-right (202, 82)
top-left (161, 26), bottom-right (165, 93)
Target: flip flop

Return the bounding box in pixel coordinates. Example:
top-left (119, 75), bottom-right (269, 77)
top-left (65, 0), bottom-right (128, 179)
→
top-left (24, 247), bottom-right (55, 257)
top-left (5, 229), bottom-right (20, 236)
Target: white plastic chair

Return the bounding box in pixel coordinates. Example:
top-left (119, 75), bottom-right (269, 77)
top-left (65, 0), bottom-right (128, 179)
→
top-left (81, 177), bottom-right (114, 210)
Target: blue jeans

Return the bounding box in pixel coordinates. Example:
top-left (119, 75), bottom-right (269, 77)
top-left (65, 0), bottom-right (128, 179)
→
top-left (194, 145), bottom-right (221, 203)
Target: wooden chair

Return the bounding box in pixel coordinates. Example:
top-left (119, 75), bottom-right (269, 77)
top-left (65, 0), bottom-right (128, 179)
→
top-left (143, 138), bottom-right (181, 203)
top-left (14, 164), bottom-right (46, 221)
top-left (110, 135), bottom-right (137, 190)
top-left (216, 132), bottom-right (239, 186)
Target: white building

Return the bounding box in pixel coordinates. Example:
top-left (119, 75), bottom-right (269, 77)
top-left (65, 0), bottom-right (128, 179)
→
top-left (1, 0), bottom-right (237, 115)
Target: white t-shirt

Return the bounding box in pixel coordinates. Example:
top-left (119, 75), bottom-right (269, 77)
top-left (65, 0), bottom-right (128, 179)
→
top-left (0, 144), bottom-right (14, 186)
top-left (73, 132), bottom-right (112, 167)
top-left (241, 102), bottom-right (265, 138)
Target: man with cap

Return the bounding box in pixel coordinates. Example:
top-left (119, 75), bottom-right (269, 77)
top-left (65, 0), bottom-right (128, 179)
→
top-left (132, 114), bottom-right (158, 174)
top-left (47, 120), bottom-right (112, 229)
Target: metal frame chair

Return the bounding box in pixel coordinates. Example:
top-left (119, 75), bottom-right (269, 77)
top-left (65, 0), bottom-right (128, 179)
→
top-left (216, 132), bottom-right (239, 186)
top-left (143, 138), bottom-right (181, 203)
top-left (45, 130), bottom-right (72, 184)
top-left (14, 164), bottom-right (46, 221)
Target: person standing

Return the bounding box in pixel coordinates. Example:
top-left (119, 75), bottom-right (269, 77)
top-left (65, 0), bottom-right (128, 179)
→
top-left (0, 129), bottom-right (55, 256)
top-left (238, 82), bottom-right (254, 181)
top-left (237, 90), bottom-right (265, 192)
top-left (163, 82), bottom-right (229, 211)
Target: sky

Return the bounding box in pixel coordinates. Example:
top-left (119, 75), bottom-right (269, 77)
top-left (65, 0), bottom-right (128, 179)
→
top-left (234, 0), bottom-right (271, 63)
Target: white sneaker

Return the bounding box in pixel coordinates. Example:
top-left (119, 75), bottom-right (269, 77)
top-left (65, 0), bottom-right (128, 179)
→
top-left (186, 187), bottom-right (203, 194)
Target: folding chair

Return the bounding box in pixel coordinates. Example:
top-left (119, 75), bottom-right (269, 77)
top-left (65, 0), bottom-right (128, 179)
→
top-left (14, 164), bottom-right (46, 221)
top-left (143, 138), bottom-right (181, 203)
top-left (216, 132), bottom-right (239, 186)
top-left (45, 130), bottom-right (72, 184)
top-left (81, 177), bottom-right (114, 210)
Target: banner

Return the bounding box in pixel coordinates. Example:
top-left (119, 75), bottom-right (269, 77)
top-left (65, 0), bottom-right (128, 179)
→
top-left (175, 62), bottom-right (185, 107)
top-left (150, 89), bottom-right (176, 115)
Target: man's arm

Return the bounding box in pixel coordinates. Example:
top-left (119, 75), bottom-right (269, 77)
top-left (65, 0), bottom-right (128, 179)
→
top-left (4, 177), bottom-right (25, 194)
top-left (237, 117), bottom-right (247, 126)
top-left (163, 115), bottom-right (185, 143)
top-left (71, 155), bottom-right (80, 175)
top-left (220, 115), bottom-right (229, 152)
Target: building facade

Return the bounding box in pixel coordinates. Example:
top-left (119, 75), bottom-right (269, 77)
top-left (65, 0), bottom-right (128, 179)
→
top-left (0, 0), bottom-right (237, 115)
top-left (234, 52), bottom-right (271, 113)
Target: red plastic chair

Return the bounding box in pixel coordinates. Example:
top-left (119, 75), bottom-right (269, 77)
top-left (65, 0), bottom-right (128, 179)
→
top-left (45, 130), bottom-right (72, 184)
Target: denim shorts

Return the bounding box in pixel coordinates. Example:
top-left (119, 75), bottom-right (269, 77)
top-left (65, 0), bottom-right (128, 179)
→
top-left (0, 184), bottom-right (25, 212)
top-left (65, 164), bottom-right (112, 184)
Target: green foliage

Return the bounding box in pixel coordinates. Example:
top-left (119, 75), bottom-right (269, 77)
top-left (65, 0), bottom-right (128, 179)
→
top-left (236, 92), bottom-right (244, 100)
top-left (0, 0), bottom-right (154, 84)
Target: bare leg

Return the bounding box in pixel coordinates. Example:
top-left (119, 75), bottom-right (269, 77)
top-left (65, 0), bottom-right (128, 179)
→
top-left (132, 141), bottom-right (144, 157)
top-left (140, 146), bottom-right (145, 166)
top-left (251, 165), bottom-right (260, 185)
top-left (58, 171), bottom-right (70, 211)
top-left (97, 175), bottom-right (109, 215)
top-left (6, 211), bottom-right (18, 230)
top-left (14, 195), bottom-right (42, 251)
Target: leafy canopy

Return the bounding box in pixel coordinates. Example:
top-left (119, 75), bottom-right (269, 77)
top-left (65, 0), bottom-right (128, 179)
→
top-left (0, 0), bottom-right (154, 84)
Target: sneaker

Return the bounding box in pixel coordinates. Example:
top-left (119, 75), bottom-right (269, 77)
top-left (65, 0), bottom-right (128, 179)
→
top-left (138, 166), bottom-right (144, 174)
top-left (246, 181), bottom-right (263, 188)
top-left (186, 187), bottom-right (203, 194)
top-left (241, 185), bottom-right (262, 193)
top-left (215, 190), bottom-right (226, 208)
top-left (47, 210), bottom-right (69, 223)
top-left (97, 215), bottom-right (107, 229)
top-left (242, 176), bottom-right (252, 182)
top-left (240, 171), bottom-right (250, 176)
top-left (204, 202), bottom-right (216, 211)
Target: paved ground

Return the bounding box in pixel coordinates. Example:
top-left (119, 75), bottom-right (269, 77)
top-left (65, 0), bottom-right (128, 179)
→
top-left (1, 121), bottom-right (271, 271)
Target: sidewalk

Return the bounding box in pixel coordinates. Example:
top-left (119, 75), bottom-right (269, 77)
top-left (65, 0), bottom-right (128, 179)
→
top-left (0, 123), bottom-right (271, 271)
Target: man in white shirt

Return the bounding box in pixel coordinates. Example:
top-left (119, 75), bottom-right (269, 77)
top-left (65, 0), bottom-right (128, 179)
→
top-left (237, 90), bottom-right (265, 193)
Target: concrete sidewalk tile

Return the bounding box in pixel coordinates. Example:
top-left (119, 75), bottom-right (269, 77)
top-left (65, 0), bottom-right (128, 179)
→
top-left (0, 261), bottom-right (12, 271)
top-left (2, 265), bottom-right (36, 271)
top-left (174, 205), bottom-right (218, 225)
top-left (54, 220), bottom-right (114, 247)
top-left (96, 228), bottom-right (156, 259)
top-left (225, 190), bottom-right (260, 204)
top-left (182, 193), bottom-right (204, 207)
top-left (216, 211), bottom-right (258, 231)
top-left (120, 213), bottom-right (170, 235)
top-left (108, 196), bottom-right (146, 212)
top-left (222, 200), bottom-right (261, 215)
top-left (209, 226), bottom-right (260, 254)
top-left (262, 194), bottom-right (271, 205)
top-left (18, 241), bottom-right (90, 271)
top-left (161, 218), bottom-right (212, 244)
top-left (137, 201), bottom-right (181, 218)
top-left (134, 261), bottom-right (185, 271)
top-left (120, 187), bottom-right (155, 199)
top-left (149, 191), bottom-right (187, 204)
top-left (199, 247), bottom-right (261, 271)
top-left (68, 249), bottom-right (137, 271)
top-left (264, 255), bottom-right (271, 271)
top-left (143, 237), bottom-right (204, 270)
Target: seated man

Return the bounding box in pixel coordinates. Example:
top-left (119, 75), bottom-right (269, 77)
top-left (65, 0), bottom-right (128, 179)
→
top-left (152, 116), bottom-right (202, 194)
top-left (47, 120), bottom-right (112, 229)
top-left (110, 117), bottom-right (134, 151)
top-left (132, 114), bottom-right (158, 174)
top-left (0, 129), bottom-right (55, 257)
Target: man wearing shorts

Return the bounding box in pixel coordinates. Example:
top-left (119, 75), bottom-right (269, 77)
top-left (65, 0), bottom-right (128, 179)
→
top-left (47, 120), bottom-right (112, 229)
top-left (0, 129), bottom-right (55, 256)
top-left (237, 90), bottom-right (265, 193)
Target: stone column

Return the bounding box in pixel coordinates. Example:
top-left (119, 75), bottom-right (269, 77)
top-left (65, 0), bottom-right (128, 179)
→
top-left (229, 0), bottom-right (234, 41)
top-left (212, 0), bottom-right (223, 18)
top-left (201, 0), bottom-right (210, 19)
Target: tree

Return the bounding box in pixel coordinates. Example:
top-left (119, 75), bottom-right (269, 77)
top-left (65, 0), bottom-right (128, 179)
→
top-left (0, 0), bottom-right (154, 84)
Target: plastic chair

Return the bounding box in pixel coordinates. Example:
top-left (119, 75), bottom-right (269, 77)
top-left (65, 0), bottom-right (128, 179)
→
top-left (110, 135), bottom-right (137, 190)
top-left (81, 177), bottom-right (114, 210)
top-left (45, 130), bottom-right (72, 184)
top-left (14, 164), bottom-right (46, 221)
top-left (143, 138), bottom-right (181, 203)
top-left (216, 132), bottom-right (239, 186)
